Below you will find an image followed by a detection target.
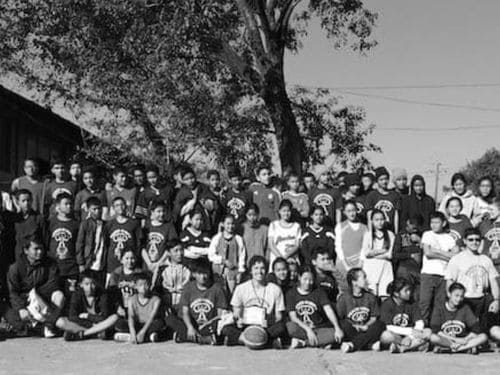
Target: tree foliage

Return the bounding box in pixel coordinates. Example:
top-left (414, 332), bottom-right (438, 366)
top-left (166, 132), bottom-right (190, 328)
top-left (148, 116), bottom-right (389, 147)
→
top-left (460, 148), bottom-right (500, 194)
top-left (0, 0), bottom-right (379, 174)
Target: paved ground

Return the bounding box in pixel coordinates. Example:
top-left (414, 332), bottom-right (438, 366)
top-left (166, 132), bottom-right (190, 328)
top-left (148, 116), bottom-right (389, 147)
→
top-left (1, 338), bottom-right (499, 375)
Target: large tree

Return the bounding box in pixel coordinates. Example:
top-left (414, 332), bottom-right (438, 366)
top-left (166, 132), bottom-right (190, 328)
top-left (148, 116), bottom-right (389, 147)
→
top-left (0, 0), bottom-right (378, 174)
top-left (460, 148), bottom-right (500, 193)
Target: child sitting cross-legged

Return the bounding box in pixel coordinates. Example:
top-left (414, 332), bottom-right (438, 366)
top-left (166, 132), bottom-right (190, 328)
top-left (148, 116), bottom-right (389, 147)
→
top-left (165, 258), bottom-right (228, 345)
top-left (114, 272), bottom-right (165, 344)
top-left (60, 271), bottom-right (119, 341)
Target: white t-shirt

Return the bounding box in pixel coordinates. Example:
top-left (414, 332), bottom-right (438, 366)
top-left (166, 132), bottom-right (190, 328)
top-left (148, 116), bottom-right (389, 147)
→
top-left (445, 250), bottom-right (499, 298)
top-left (421, 231), bottom-right (456, 276)
top-left (231, 280), bottom-right (285, 316)
top-left (268, 220), bottom-right (301, 267)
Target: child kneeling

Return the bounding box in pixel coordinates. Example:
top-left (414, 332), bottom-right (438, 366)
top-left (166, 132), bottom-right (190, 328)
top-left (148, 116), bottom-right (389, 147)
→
top-left (430, 282), bottom-right (487, 354)
top-left (165, 258), bottom-right (228, 344)
top-left (114, 272), bottom-right (165, 344)
top-left (286, 265), bottom-right (343, 348)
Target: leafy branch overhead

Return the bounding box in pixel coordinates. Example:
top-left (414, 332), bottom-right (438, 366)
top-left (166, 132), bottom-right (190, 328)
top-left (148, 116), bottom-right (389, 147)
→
top-left (0, 0), bottom-right (379, 173)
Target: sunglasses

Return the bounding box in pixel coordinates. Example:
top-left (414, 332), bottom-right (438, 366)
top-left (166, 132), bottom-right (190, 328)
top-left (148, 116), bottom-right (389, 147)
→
top-left (466, 237), bottom-right (482, 243)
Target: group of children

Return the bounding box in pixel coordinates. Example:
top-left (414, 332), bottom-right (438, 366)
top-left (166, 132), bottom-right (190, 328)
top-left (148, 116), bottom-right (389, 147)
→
top-left (0, 157), bottom-right (500, 355)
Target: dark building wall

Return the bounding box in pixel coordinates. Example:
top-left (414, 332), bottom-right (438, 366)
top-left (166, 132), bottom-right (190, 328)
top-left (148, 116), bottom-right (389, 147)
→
top-left (0, 85), bottom-right (83, 190)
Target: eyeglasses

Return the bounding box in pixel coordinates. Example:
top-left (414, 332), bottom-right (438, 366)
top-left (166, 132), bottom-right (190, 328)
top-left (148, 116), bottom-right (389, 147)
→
top-left (466, 238), bottom-right (482, 243)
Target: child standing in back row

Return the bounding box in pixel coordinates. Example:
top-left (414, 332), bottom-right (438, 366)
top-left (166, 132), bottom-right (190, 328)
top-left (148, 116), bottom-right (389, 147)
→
top-left (282, 173), bottom-right (310, 224)
top-left (241, 204), bottom-right (268, 261)
top-left (248, 165), bottom-right (281, 225)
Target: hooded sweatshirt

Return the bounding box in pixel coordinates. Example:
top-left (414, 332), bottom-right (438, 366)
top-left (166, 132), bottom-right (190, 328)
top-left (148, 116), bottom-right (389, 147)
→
top-left (438, 190), bottom-right (476, 219)
top-left (401, 175), bottom-right (436, 231)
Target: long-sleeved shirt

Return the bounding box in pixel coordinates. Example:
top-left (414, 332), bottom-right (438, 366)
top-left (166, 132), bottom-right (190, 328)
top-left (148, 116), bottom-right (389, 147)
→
top-left (76, 217), bottom-right (105, 270)
top-left (69, 289), bottom-right (111, 322)
top-left (7, 256), bottom-right (60, 311)
top-left (208, 232), bottom-right (246, 273)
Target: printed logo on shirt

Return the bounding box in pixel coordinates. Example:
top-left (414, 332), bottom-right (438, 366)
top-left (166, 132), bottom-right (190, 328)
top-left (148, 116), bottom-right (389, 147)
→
top-left (356, 202), bottom-right (365, 214)
top-left (465, 265), bottom-right (488, 295)
top-left (313, 194), bottom-right (333, 215)
top-left (296, 300), bottom-right (318, 327)
top-left (52, 228), bottom-right (72, 259)
top-left (392, 313), bottom-right (410, 327)
top-left (227, 197), bottom-right (245, 218)
top-left (347, 306), bottom-right (370, 324)
top-left (374, 200), bottom-right (394, 221)
top-left (51, 187), bottom-right (73, 200)
top-left (441, 320), bottom-right (466, 337)
top-left (190, 298), bottom-right (215, 324)
top-left (110, 229), bottom-right (132, 251)
top-left (449, 229), bottom-right (461, 242)
top-left (147, 232), bottom-right (165, 259)
top-left (485, 228), bottom-right (500, 259)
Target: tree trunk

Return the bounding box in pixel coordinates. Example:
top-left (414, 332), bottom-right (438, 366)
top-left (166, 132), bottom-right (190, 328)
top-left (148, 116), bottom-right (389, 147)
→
top-left (261, 63), bottom-right (305, 174)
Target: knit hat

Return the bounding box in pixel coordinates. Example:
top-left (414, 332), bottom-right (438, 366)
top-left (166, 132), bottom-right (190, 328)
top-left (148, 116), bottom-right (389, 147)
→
top-left (374, 167), bottom-right (389, 181)
top-left (392, 168), bottom-right (408, 182)
top-left (344, 173), bottom-right (361, 187)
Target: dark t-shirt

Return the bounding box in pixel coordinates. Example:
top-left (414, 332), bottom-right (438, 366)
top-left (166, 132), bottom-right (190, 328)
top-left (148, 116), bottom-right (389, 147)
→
top-left (448, 215), bottom-right (472, 247)
top-left (316, 272), bottom-right (339, 304)
top-left (336, 291), bottom-right (379, 325)
top-left (430, 303), bottom-right (480, 337)
top-left (380, 297), bottom-right (421, 327)
top-left (143, 221), bottom-right (178, 259)
top-left (104, 218), bottom-right (142, 271)
top-left (74, 188), bottom-right (107, 221)
top-left (47, 217), bottom-right (80, 276)
top-left (286, 287), bottom-right (331, 328)
top-left (179, 281), bottom-right (227, 327)
top-left (366, 190), bottom-right (401, 228)
top-left (308, 187), bottom-right (341, 226)
top-left (223, 189), bottom-right (252, 222)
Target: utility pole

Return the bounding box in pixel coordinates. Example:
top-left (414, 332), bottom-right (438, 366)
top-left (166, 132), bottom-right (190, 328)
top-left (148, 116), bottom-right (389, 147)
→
top-left (434, 162), bottom-right (441, 204)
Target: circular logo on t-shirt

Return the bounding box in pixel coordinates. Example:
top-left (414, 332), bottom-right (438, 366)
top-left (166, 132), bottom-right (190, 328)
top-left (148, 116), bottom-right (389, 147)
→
top-left (356, 202), bottom-right (365, 214)
top-left (348, 307), bottom-right (370, 324)
top-left (449, 229), bottom-right (461, 242)
top-left (392, 313), bottom-right (410, 327)
top-left (314, 194), bottom-right (333, 214)
top-left (52, 187), bottom-right (73, 199)
top-left (110, 229), bottom-right (132, 251)
top-left (190, 298), bottom-right (214, 324)
top-left (227, 197), bottom-right (245, 217)
top-left (374, 200), bottom-right (394, 221)
top-left (485, 228), bottom-right (500, 259)
top-left (441, 320), bottom-right (466, 337)
top-left (52, 228), bottom-right (72, 259)
top-left (296, 300), bottom-right (318, 327)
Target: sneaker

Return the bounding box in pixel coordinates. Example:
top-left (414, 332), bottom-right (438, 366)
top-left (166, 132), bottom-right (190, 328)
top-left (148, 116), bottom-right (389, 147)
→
top-left (198, 334), bottom-right (217, 345)
top-left (149, 333), bottom-right (159, 343)
top-left (289, 338), bottom-right (306, 349)
top-left (272, 337), bottom-right (283, 350)
top-left (371, 341), bottom-right (381, 352)
top-left (44, 326), bottom-right (57, 338)
top-left (64, 331), bottom-right (84, 341)
top-left (114, 332), bottom-right (131, 342)
top-left (341, 342), bottom-right (354, 353)
top-left (389, 343), bottom-right (399, 354)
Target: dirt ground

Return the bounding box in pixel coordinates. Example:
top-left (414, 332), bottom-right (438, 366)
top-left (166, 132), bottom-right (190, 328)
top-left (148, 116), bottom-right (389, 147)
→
top-left (1, 339), bottom-right (499, 375)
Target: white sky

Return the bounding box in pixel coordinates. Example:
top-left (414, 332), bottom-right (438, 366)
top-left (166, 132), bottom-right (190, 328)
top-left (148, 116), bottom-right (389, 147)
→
top-left (285, 0), bottom-right (500, 199)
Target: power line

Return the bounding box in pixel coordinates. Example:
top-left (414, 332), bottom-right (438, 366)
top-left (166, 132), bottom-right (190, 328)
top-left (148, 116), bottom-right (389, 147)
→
top-left (376, 124), bottom-right (500, 132)
top-left (291, 82), bottom-right (500, 90)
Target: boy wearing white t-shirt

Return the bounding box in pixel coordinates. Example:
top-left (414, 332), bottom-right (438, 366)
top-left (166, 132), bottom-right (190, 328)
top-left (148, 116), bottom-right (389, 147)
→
top-left (419, 212), bottom-right (459, 324)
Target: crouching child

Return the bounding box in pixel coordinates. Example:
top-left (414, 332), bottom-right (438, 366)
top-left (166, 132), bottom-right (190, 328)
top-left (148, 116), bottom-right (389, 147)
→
top-left (165, 258), bottom-right (228, 344)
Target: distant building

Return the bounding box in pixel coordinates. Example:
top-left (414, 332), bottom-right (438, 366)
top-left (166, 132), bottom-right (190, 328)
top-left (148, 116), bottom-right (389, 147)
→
top-left (0, 85), bottom-right (83, 190)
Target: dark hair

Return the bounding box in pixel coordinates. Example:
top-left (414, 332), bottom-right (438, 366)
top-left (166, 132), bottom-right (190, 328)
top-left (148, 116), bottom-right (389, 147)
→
top-left (246, 203), bottom-right (260, 215)
top-left (113, 167), bottom-right (127, 176)
top-left (271, 257), bottom-right (288, 271)
top-left (223, 214), bottom-right (235, 222)
top-left (311, 248), bottom-right (331, 261)
top-left (342, 199), bottom-right (357, 211)
top-left (298, 265), bottom-right (316, 277)
top-left (207, 170), bottom-right (220, 179)
top-left (190, 258), bottom-right (212, 277)
top-left (15, 188), bottom-right (32, 199)
top-left (228, 168), bottom-right (242, 179)
top-left (150, 201), bottom-right (166, 211)
top-left (370, 209), bottom-right (391, 249)
top-left (430, 211), bottom-right (446, 222)
top-left (279, 199), bottom-right (293, 211)
top-left (86, 196), bottom-right (102, 208)
top-left (303, 172), bottom-right (315, 181)
top-left (167, 238), bottom-right (182, 249)
top-left (131, 164), bottom-right (145, 173)
top-left (50, 158), bottom-right (65, 168)
top-left (255, 164), bottom-right (271, 176)
top-left (287, 172), bottom-right (299, 181)
top-left (445, 196), bottom-right (463, 210)
top-left (24, 157), bottom-right (39, 166)
top-left (386, 278), bottom-right (412, 296)
top-left (451, 173), bottom-right (467, 187)
top-left (463, 227), bottom-right (482, 239)
top-left (181, 167), bottom-right (195, 178)
top-left (248, 255), bottom-right (268, 271)
top-left (145, 165), bottom-right (159, 175)
top-left (448, 282), bottom-right (465, 294)
top-left (121, 249), bottom-right (136, 259)
top-left (477, 176), bottom-right (496, 202)
top-left (346, 267), bottom-right (364, 289)
top-left (310, 205), bottom-right (324, 216)
top-left (81, 166), bottom-right (95, 177)
top-left (112, 196), bottom-right (126, 205)
top-left (79, 270), bottom-right (97, 283)
top-left (55, 192), bottom-right (72, 204)
top-left (133, 272), bottom-right (151, 284)
top-left (22, 235), bottom-right (43, 250)
top-left (407, 215), bottom-right (424, 229)
top-left (189, 209), bottom-right (204, 219)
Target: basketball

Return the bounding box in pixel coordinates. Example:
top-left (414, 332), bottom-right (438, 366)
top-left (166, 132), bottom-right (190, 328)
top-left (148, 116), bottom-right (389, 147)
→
top-left (242, 325), bottom-right (268, 350)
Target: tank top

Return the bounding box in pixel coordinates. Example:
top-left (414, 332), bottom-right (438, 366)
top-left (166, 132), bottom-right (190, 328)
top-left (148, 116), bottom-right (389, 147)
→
top-left (340, 221), bottom-right (367, 268)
